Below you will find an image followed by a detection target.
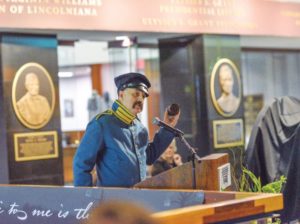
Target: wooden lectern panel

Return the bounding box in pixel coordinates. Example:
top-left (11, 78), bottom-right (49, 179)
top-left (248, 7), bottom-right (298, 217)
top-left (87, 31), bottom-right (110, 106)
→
top-left (134, 153), bottom-right (229, 191)
top-left (153, 191), bottom-right (283, 224)
top-left (0, 185), bottom-right (283, 224)
top-left (197, 153), bottom-right (229, 190)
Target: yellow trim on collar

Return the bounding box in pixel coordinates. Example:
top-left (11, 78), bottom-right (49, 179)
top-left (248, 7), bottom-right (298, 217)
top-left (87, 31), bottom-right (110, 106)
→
top-left (112, 100), bottom-right (136, 125)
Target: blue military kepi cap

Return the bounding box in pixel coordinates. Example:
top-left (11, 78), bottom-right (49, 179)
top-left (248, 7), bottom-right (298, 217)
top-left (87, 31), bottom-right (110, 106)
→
top-left (114, 72), bottom-right (151, 97)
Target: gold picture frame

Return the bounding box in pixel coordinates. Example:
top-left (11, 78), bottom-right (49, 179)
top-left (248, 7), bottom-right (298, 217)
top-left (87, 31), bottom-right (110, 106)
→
top-left (213, 119), bottom-right (244, 148)
top-left (14, 131), bottom-right (58, 162)
top-left (12, 62), bottom-right (55, 129)
top-left (210, 58), bottom-right (241, 117)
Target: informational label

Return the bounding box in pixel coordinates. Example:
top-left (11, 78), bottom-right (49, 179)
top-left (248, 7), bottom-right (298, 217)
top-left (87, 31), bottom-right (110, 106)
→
top-left (0, 0), bottom-right (300, 37)
top-left (0, 0), bottom-right (103, 16)
top-left (14, 131), bottom-right (58, 161)
top-left (213, 119), bottom-right (244, 148)
top-left (218, 162), bottom-right (231, 190)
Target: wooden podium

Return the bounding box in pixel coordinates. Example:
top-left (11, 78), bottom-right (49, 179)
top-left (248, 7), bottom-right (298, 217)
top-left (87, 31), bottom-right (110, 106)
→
top-left (135, 153), bottom-right (229, 191)
top-left (153, 191), bottom-right (283, 224)
top-left (0, 184), bottom-right (283, 224)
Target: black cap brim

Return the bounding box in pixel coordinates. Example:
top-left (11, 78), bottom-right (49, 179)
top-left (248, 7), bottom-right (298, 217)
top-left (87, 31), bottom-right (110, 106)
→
top-left (135, 85), bottom-right (149, 97)
top-left (120, 82), bottom-right (149, 97)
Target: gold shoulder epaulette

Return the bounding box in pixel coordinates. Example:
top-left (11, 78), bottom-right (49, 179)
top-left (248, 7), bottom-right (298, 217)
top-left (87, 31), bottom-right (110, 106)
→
top-left (95, 109), bottom-right (113, 120)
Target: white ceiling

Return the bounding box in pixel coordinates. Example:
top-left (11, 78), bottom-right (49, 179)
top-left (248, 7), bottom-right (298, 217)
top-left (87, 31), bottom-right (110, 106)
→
top-left (3, 25), bottom-right (300, 67)
top-left (0, 28), bottom-right (188, 44)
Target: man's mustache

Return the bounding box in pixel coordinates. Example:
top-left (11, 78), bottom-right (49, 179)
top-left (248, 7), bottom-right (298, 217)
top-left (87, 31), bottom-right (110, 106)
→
top-left (133, 101), bottom-right (143, 110)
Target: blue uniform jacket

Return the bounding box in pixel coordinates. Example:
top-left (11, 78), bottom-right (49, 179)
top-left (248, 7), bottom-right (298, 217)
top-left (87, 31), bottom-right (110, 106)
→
top-left (73, 100), bottom-right (175, 187)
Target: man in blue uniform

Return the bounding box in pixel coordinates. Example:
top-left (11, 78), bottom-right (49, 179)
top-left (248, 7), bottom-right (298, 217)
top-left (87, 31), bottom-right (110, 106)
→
top-left (73, 72), bottom-right (180, 187)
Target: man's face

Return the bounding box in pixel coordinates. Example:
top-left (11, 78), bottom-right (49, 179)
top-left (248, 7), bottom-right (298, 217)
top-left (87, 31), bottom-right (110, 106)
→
top-left (219, 65), bottom-right (234, 95)
top-left (25, 75), bottom-right (40, 96)
top-left (119, 88), bottom-right (146, 115)
top-left (162, 143), bottom-right (176, 160)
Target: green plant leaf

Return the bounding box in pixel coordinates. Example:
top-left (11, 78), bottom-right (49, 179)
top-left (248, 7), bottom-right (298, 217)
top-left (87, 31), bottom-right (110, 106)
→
top-left (242, 167), bottom-right (262, 192)
top-left (262, 175), bottom-right (287, 193)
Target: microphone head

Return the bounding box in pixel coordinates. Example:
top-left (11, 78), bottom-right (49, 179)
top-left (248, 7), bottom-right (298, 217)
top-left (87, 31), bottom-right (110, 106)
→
top-left (167, 103), bottom-right (180, 116)
top-left (152, 117), bottom-right (160, 125)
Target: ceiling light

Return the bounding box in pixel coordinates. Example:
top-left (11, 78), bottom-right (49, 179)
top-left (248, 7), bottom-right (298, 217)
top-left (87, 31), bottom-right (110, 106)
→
top-left (115, 36), bottom-right (132, 47)
top-left (58, 71), bottom-right (74, 78)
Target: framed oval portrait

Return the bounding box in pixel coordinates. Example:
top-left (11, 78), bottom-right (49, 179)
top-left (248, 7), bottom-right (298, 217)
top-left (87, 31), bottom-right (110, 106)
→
top-left (12, 62), bottom-right (56, 129)
top-left (210, 58), bottom-right (241, 117)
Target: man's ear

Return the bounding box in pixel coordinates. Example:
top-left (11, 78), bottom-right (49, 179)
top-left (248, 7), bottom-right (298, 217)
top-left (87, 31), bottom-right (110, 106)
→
top-left (118, 90), bottom-right (124, 99)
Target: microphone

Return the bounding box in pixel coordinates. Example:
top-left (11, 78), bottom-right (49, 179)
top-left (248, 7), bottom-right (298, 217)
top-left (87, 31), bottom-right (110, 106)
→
top-left (167, 103), bottom-right (180, 116)
top-left (152, 117), bottom-right (184, 136)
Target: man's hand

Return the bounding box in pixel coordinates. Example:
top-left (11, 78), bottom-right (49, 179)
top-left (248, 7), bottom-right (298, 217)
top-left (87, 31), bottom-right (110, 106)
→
top-left (163, 107), bottom-right (180, 127)
top-left (173, 153), bottom-right (183, 166)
